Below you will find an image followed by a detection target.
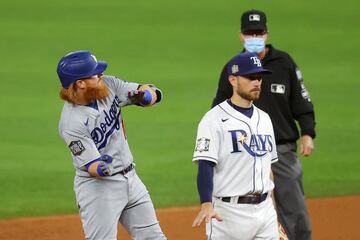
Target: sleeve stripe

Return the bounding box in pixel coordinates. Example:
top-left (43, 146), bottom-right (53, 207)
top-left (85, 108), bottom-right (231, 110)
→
top-left (193, 156), bottom-right (218, 163)
top-left (271, 157), bottom-right (278, 163)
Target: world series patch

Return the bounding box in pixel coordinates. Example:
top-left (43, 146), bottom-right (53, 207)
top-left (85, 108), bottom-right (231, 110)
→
top-left (195, 138), bottom-right (210, 152)
top-left (69, 140), bottom-right (85, 156)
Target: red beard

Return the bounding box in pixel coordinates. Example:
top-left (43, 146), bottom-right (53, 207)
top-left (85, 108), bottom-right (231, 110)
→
top-left (83, 79), bottom-right (109, 103)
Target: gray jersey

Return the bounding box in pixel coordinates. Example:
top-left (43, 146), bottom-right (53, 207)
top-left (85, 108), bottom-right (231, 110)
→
top-left (58, 75), bottom-right (138, 177)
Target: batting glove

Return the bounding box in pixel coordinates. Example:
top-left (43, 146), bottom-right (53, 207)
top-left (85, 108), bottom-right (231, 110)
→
top-left (97, 161), bottom-right (111, 176)
top-left (128, 90), bottom-right (152, 105)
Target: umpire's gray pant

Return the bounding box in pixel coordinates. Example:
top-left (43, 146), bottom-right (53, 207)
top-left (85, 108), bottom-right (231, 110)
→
top-left (272, 143), bottom-right (312, 240)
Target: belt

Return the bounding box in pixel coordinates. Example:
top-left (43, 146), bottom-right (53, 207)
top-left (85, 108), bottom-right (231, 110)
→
top-left (111, 164), bottom-right (134, 176)
top-left (221, 193), bottom-right (268, 204)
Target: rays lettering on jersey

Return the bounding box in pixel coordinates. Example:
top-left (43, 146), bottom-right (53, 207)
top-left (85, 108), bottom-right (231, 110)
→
top-left (91, 96), bottom-right (122, 150)
top-left (229, 129), bottom-right (273, 157)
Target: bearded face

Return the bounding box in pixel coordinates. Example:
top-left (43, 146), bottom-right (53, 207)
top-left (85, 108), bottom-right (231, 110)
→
top-left (83, 76), bottom-right (109, 103)
top-left (236, 84), bottom-right (261, 101)
top-left (235, 76), bottom-right (262, 101)
top-left (59, 75), bottom-right (109, 104)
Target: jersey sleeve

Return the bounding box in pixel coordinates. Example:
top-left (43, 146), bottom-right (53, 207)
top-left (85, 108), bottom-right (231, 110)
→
top-left (104, 75), bottom-right (139, 106)
top-left (61, 129), bottom-right (101, 168)
top-left (268, 117), bottom-right (278, 164)
top-left (287, 55), bottom-right (316, 138)
top-left (270, 139), bottom-right (278, 164)
top-left (192, 114), bottom-right (220, 164)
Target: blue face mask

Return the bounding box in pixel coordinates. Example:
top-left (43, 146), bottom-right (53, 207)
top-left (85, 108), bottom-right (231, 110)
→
top-left (244, 37), bottom-right (265, 53)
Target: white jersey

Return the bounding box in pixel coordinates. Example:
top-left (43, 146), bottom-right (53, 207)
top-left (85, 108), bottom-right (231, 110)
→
top-left (192, 100), bottom-right (278, 197)
top-left (58, 75), bottom-right (138, 177)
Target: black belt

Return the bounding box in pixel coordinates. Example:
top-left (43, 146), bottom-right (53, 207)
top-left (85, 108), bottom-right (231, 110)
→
top-left (111, 164), bottom-right (134, 176)
top-left (221, 193), bottom-right (268, 204)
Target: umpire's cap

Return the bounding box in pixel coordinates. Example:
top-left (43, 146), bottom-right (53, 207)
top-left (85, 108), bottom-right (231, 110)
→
top-left (57, 50), bottom-right (107, 88)
top-left (227, 52), bottom-right (272, 76)
top-left (241, 9), bottom-right (267, 32)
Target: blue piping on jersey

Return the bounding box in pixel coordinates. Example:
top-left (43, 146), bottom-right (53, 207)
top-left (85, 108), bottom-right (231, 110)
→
top-left (85, 155), bottom-right (113, 170)
top-left (85, 156), bottom-right (102, 170)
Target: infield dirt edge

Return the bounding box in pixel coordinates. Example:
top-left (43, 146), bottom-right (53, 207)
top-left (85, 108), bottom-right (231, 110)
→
top-left (0, 195), bottom-right (358, 240)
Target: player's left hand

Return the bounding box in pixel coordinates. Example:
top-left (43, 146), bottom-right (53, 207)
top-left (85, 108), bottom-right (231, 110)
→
top-left (128, 90), bottom-right (145, 104)
top-left (300, 135), bottom-right (314, 157)
top-left (192, 202), bottom-right (223, 227)
top-left (98, 161), bottom-right (111, 176)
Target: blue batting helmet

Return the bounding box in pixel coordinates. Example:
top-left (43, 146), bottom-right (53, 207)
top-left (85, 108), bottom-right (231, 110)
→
top-left (57, 50), bottom-right (108, 88)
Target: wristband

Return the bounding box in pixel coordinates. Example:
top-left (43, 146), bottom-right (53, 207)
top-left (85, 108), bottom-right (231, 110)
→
top-left (141, 90), bottom-right (153, 105)
top-left (96, 162), bottom-right (106, 176)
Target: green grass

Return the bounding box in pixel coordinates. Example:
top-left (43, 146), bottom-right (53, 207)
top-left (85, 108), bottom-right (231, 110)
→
top-left (0, 0), bottom-right (359, 218)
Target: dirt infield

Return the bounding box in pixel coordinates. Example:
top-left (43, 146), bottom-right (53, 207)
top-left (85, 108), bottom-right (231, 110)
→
top-left (0, 195), bottom-right (359, 240)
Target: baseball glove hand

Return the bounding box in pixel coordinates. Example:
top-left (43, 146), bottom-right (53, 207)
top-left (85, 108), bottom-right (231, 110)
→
top-left (128, 90), bottom-right (145, 104)
top-left (278, 222), bottom-right (289, 240)
top-left (128, 85), bottom-right (158, 106)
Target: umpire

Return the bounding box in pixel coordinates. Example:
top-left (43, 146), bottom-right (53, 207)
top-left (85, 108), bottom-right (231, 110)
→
top-left (211, 9), bottom-right (316, 240)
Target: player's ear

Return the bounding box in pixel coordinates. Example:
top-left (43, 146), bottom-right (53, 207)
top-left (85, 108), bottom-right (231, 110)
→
top-left (263, 32), bottom-right (268, 41)
top-left (75, 80), bottom-right (86, 89)
top-left (239, 32), bottom-right (245, 42)
top-left (228, 75), bottom-right (237, 87)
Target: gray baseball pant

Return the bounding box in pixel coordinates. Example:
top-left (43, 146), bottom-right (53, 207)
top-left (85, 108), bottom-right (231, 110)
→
top-left (272, 143), bottom-right (312, 240)
top-left (74, 169), bottom-right (166, 240)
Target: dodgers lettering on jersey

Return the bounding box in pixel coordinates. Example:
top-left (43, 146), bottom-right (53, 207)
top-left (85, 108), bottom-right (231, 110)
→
top-left (193, 101), bottom-right (278, 197)
top-left (90, 96), bottom-right (122, 150)
top-left (59, 75), bottom-right (139, 177)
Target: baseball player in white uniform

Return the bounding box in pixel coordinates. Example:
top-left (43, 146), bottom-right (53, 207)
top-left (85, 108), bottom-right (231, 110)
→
top-left (192, 52), bottom-right (279, 240)
top-left (57, 50), bottom-right (166, 240)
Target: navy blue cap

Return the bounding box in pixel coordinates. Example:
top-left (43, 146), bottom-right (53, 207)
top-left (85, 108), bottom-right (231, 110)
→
top-left (227, 52), bottom-right (272, 76)
top-left (57, 50), bottom-right (108, 88)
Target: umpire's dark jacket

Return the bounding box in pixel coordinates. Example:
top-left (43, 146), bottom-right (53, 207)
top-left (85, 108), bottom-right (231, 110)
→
top-left (212, 45), bottom-right (316, 144)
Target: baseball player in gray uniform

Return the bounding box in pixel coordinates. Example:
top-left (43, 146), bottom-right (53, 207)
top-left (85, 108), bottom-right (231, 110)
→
top-left (192, 52), bottom-right (280, 239)
top-left (57, 50), bottom-right (167, 240)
